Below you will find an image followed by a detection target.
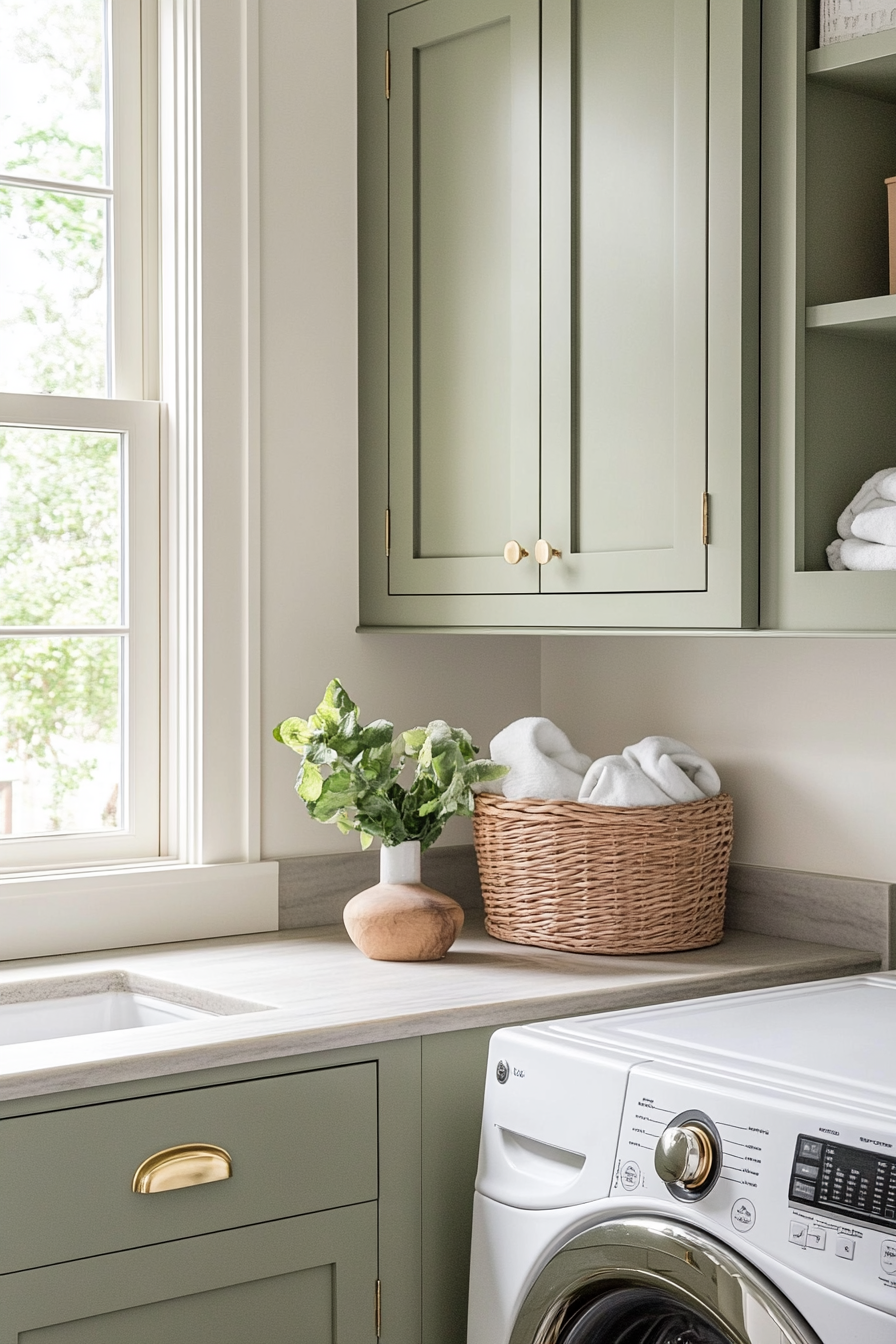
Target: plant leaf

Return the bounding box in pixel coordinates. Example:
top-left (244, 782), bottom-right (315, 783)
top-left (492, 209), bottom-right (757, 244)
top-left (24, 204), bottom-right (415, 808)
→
top-left (274, 717), bottom-right (313, 752)
top-left (297, 759), bottom-right (323, 802)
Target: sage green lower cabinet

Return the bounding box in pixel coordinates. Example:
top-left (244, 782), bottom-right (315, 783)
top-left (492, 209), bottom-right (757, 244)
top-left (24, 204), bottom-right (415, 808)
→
top-left (0, 1063), bottom-right (378, 1274)
top-left (359, 0), bottom-right (760, 630)
top-left (0, 1205), bottom-right (375, 1343)
top-left (421, 1027), bottom-right (495, 1344)
top-left (0, 1030), bottom-right (502, 1344)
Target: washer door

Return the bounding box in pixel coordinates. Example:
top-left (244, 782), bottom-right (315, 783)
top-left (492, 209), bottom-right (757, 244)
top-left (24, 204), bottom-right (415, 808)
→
top-left (510, 1217), bottom-right (820, 1344)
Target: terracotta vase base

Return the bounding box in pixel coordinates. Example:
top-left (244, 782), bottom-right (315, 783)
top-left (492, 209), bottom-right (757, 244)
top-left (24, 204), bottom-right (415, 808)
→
top-left (343, 881), bottom-right (464, 962)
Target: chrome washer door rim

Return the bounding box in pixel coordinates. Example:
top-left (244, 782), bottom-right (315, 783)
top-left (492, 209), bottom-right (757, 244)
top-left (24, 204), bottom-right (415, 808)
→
top-left (509, 1216), bottom-right (821, 1344)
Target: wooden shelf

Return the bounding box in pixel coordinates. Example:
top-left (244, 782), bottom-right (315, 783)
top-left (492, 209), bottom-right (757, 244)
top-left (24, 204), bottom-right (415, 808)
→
top-left (807, 31), bottom-right (896, 101)
top-left (807, 293), bottom-right (896, 338)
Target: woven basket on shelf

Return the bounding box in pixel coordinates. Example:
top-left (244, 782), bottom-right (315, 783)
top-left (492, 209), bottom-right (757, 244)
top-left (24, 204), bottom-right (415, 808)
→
top-left (472, 791), bottom-right (733, 955)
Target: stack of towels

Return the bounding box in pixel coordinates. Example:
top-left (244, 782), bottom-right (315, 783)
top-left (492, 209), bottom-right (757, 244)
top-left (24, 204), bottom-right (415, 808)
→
top-left (480, 718), bottom-right (721, 807)
top-left (827, 467), bottom-right (896, 571)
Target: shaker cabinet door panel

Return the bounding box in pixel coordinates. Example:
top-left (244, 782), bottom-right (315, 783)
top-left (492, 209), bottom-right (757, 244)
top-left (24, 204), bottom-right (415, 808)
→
top-left (0, 1204), bottom-right (376, 1344)
top-left (541, 0), bottom-right (710, 595)
top-left (388, 0), bottom-right (541, 595)
top-left (359, 0), bottom-right (759, 627)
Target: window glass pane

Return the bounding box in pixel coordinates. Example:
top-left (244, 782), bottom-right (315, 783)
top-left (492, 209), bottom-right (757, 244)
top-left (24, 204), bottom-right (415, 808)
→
top-left (0, 184), bottom-right (108, 396)
top-left (0, 425), bottom-right (120, 625)
top-left (0, 634), bottom-right (121, 837)
top-left (0, 0), bottom-right (107, 185)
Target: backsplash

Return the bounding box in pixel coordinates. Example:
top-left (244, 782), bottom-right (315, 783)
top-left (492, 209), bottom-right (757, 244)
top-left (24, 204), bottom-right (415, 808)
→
top-left (277, 848), bottom-right (894, 970)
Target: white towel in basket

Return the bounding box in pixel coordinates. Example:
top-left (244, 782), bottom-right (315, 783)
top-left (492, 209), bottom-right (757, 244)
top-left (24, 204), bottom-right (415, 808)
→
top-left (577, 755), bottom-right (672, 807)
top-left (482, 717), bottom-right (591, 801)
top-left (579, 736), bottom-right (721, 808)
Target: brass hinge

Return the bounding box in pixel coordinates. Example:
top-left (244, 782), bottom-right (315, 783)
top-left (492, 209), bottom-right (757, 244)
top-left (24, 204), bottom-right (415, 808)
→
top-left (702, 492), bottom-right (710, 546)
top-left (375, 1279), bottom-right (382, 1337)
top-left (385, 49), bottom-right (390, 99)
top-left (385, 508), bottom-right (391, 557)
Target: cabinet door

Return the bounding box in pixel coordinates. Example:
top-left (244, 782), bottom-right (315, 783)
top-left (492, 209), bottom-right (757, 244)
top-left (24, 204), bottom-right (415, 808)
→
top-left (0, 1203), bottom-right (376, 1344)
top-left (540, 0), bottom-right (710, 595)
top-left (388, 0), bottom-right (541, 596)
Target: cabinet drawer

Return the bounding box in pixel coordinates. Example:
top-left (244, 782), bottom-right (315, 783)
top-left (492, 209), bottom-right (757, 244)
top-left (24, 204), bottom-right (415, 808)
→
top-left (0, 1062), bottom-right (377, 1274)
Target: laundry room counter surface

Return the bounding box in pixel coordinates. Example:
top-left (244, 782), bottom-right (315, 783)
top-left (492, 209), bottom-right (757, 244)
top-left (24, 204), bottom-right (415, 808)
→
top-left (0, 914), bottom-right (878, 1100)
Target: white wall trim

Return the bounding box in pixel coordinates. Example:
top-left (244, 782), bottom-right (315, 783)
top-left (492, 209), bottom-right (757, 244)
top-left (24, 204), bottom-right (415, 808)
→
top-left (160, 0), bottom-right (262, 870)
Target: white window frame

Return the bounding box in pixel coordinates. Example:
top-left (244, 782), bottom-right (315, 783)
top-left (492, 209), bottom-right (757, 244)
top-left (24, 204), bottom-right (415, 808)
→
top-left (0, 392), bottom-right (160, 869)
top-left (0, 0), bottom-right (278, 956)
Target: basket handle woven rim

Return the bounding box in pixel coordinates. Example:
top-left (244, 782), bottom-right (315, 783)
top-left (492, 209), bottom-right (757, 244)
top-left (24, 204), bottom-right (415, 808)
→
top-left (474, 792), bottom-right (732, 819)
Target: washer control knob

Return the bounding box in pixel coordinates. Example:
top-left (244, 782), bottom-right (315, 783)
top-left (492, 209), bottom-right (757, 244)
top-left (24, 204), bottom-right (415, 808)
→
top-left (655, 1123), bottom-right (716, 1190)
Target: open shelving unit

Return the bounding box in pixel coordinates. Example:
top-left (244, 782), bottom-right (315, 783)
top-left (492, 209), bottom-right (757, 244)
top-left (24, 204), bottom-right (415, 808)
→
top-left (807, 293), bottom-right (896, 338)
top-left (761, 4), bottom-right (896, 629)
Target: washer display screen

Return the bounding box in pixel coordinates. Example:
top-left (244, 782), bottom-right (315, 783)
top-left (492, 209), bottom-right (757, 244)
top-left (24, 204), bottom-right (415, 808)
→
top-left (790, 1133), bottom-right (896, 1229)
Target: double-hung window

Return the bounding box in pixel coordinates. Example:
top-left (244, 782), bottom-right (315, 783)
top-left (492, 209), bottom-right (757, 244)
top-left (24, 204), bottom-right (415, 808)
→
top-left (0, 0), bottom-right (276, 956)
top-left (0, 0), bottom-right (159, 869)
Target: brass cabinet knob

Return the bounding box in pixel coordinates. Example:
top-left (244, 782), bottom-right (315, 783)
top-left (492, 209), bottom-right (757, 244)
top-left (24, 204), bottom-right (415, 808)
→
top-left (654, 1124), bottom-right (715, 1190)
top-left (534, 539), bottom-right (561, 565)
top-left (132, 1143), bottom-right (233, 1194)
top-left (503, 541), bottom-right (529, 565)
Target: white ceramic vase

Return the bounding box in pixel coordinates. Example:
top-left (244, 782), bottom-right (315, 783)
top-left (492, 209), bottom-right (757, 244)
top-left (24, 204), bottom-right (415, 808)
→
top-left (342, 840), bottom-right (464, 962)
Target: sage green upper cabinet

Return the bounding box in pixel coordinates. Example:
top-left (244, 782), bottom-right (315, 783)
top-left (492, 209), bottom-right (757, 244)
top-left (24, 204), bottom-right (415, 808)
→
top-left (762, 4), bottom-right (896, 630)
top-left (540, 0), bottom-right (709, 597)
top-left (388, 0), bottom-right (541, 597)
top-left (358, 0), bottom-right (760, 630)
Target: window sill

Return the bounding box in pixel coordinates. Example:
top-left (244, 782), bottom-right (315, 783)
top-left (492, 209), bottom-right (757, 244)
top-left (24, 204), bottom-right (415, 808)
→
top-left (0, 861), bottom-right (279, 960)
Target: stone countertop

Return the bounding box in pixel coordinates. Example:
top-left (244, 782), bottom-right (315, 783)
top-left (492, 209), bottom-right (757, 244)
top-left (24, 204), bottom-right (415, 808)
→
top-left (0, 914), bottom-right (879, 1101)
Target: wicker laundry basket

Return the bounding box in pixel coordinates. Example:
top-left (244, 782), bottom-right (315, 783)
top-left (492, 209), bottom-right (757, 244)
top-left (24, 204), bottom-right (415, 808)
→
top-left (472, 792), bottom-right (733, 955)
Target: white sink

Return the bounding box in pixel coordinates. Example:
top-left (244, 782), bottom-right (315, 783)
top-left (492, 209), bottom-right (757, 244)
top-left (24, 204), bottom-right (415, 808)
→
top-left (0, 972), bottom-right (266, 1046)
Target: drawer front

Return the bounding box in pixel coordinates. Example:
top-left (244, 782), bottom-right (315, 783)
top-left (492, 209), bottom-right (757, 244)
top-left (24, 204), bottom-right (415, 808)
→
top-left (0, 1062), bottom-right (377, 1274)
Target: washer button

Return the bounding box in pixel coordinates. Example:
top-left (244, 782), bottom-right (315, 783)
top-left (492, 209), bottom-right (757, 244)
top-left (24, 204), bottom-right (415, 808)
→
top-left (619, 1160), bottom-right (641, 1191)
top-left (799, 1139), bottom-right (823, 1161)
top-left (881, 1242), bottom-right (896, 1276)
top-left (835, 1236), bottom-right (856, 1261)
top-left (807, 1228), bottom-right (826, 1250)
top-left (495, 1060), bottom-right (509, 1084)
top-left (731, 1198), bottom-right (755, 1232)
top-left (789, 1221), bottom-right (808, 1246)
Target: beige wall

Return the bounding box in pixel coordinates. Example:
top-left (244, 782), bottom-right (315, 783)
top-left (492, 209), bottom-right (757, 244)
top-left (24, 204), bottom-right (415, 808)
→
top-left (258, 0), bottom-right (541, 858)
top-left (258, 0), bottom-right (896, 885)
top-left (542, 638), bottom-right (896, 883)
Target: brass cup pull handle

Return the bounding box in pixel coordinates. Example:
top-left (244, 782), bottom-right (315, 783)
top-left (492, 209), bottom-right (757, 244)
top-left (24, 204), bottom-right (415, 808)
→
top-left (503, 540), bottom-right (529, 565)
top-left (132, 1143), bottom-right (233, 1194)
top-left (535, 539), bottom-right (561, 565)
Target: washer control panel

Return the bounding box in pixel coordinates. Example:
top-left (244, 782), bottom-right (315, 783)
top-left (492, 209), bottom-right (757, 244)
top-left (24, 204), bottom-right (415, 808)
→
top-left (611, 1062), bottom-right (896, 1318)
top-left (790, 1133), bottom-right (896, 1232)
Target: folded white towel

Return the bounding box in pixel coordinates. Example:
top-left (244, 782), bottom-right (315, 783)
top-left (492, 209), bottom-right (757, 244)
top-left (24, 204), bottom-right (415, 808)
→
top-left (578, 755), bottom-right (673, 807)
top-left (852, 504), bottom-right (896, 547)
top-left (826, 537), bottom-right (846, 571)
top-left (484, 717), bottom-right (591, 801)
top-left (836, 467), bottom-right (896, 540)
top-left (578, 736), bottom-right (721, 807)
top-left (839, 536), bottom-right (896, 571)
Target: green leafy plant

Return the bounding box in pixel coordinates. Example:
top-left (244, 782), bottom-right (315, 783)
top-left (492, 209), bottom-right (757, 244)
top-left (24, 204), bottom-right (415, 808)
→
top-left (274, 679), bottom-right (508, 850)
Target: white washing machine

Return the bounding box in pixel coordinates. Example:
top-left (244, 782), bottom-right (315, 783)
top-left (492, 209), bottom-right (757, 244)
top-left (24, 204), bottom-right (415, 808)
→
top-left (468, 972), bottom-right (896, 1344)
